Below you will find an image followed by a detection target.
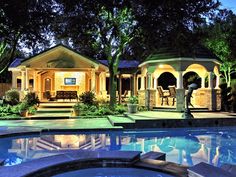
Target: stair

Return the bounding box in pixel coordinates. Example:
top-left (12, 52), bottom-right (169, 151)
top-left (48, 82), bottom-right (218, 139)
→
top-left (29, 102), bottom-right (75, 119)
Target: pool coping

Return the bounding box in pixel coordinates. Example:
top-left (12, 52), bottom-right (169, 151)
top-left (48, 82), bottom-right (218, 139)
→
top-left (0, 150), bottom-right (187, 177)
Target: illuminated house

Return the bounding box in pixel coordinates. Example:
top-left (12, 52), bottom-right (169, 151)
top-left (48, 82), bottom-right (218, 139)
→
top-left (9, 44), bottom-right (221, 111)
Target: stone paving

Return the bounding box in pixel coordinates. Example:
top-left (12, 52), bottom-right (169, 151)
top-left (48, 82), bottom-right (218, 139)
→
top-left (0, 111), bottom-right (236, 136)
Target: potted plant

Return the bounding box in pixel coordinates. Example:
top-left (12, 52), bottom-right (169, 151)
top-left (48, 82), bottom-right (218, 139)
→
top-left (127, 96), bottom-right (138, 113)
top-left (18, 101), bottom-right (29, 117)
top-left (72, 103), bottom-right (84, 116)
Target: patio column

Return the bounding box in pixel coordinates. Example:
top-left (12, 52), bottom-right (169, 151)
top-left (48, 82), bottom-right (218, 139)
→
top-left (25, 68), bottom-right (29, 90)
top-left (38, 74), bottom-right (42, 100)
top-left (140, 76), bottom-right (145, 90)
top-left (177, 71), bottom-right (183, 89)
top-left (21, 70), bottom-right (25, 91)
top-left (132, 74), bottom-right (137, 95)
top-left (147, 73), bottom-right (152, 89)
top-left (153, 77), bottom-right (157, 90)
top-left (201, 76), bottom-right (206, 88)
top-left (118, 74), bottom-right (122, 104)
top-left (91, 69), bottom-right (96, 92)
top-left (102, 72), bottom-right (106, 91)
top-left (33, 71), bottom-right (37, 92)
top-left (215, 74), bottom-right (220, 89)
top-left (12, 71), bottom-right (17, 89)
top-left (208, 72), bottom-right (213, 89)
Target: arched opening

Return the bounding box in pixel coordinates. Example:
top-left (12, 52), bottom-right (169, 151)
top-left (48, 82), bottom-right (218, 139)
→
top-left (183, 72), bottom-right (201, 89)
top-left (157, 72), bottom-right (176, 90)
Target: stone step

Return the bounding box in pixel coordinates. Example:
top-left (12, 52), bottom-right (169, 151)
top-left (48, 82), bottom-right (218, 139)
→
top-left (39, 103), bottom-right (75, 109)
top-left (188, 162), bottom-right (234, 177)
top-left (36, 108), bottom-right (72, 113)
top-left (153, 107), bottom-right (209, 112)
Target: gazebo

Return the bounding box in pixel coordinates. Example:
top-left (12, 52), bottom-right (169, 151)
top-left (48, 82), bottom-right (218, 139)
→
top-left (137, 46), bottom-right (221, 111)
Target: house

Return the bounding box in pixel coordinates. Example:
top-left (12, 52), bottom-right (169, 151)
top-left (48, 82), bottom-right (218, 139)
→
top-left (8, 44), bottom-right (221, 111)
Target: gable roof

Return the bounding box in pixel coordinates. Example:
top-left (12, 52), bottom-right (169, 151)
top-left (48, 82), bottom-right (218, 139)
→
top-left (21, 44), bottom-right (100, 65)
top-left (9, 58), bottom-right (24, 68)
top-left (9, 44), bottom-right (110, 70)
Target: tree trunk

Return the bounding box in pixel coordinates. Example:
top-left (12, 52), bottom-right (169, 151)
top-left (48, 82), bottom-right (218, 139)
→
top-left (109, 69), bottom-right (117, 109)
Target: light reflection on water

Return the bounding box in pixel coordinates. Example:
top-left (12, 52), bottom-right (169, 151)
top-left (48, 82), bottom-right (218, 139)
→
top-left (1, 127), bottom-right (236, 167)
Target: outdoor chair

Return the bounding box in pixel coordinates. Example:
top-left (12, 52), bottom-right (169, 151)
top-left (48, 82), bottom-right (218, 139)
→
top-left (168, 85), bottom-right (176, 106)
top-left (157, 86), bottom-right (169, 105)
top-left (121, 90), bottom-right (128, 102)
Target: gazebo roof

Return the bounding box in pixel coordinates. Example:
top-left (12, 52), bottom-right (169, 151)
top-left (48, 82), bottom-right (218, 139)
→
top-left (144, 45), bottom-right (220, 62)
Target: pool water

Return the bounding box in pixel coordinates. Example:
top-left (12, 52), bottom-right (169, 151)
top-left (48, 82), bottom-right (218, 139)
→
top-left (53, 168), bottom-right (174, 177)
top-left (1, 126), bottom-right (236, 167)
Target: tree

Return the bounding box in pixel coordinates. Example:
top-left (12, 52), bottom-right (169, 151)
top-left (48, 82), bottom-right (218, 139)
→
top-left (130, 0), bottom-right (220, 59)
top-left (55, 0), bottom-right (137, 109)
top-left (94, 6), bottom-right (137, 108)
top-left (203, 9), bottom-right (236, 87)
top-left (0, 0), bottom-right (57, 74)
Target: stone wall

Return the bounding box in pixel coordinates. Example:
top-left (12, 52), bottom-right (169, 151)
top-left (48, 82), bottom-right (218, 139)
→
top-left (138, 90), bottom-right (145, 106)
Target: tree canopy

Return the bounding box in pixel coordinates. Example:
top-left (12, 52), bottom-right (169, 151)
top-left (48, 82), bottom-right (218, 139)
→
top-left (0, 0), bottom-right (58, 74)
top-left (203, 9), bottom-right (236, 87)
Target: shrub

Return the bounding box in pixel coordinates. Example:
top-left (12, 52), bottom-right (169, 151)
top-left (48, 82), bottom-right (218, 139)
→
top-left (17, 101), bottom-right (29, 113)
top-left (128, 96), bottom-right (138, 104)
top-left (0, 105), bottom-right (19, 117)
top-left (23, 92), bottom-right (40, 106)
top-left (115, 104), bottom-right (127, 114)
top-left (79, 91), bottom-right (96, 105)
top-left (5, 89), bottom-right (20, 105)
top-left (28, 106), bottom-right (37, 115)
top-left (96, 105), bottom-right (113, 115)
top-left (138, 106), bottom-right (148, 112)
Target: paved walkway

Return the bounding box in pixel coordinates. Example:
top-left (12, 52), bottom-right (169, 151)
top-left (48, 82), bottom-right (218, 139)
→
top-left (130, 111), bottom-right (236, 120)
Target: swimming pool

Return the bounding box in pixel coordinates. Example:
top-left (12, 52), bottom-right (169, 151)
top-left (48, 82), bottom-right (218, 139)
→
top-left (53, 168), bottom-right (174, 177)
top-left (1, 126), bottom-right (236, 167)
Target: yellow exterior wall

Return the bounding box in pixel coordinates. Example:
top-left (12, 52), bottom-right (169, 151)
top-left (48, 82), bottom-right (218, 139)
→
top-left (54, 71), bottom-right (86, 95)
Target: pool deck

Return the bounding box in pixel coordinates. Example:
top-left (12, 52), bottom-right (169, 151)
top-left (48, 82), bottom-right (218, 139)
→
top-left (0, 111), bottom-right (236, 137)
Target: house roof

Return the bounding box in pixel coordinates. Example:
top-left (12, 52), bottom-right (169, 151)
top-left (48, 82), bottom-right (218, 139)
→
top-left (9, 44), bottom-right (106, 69)
top-left (98, 60), bottom-right (139, 69)
top-left (9, 58), bottom-right (24, 68)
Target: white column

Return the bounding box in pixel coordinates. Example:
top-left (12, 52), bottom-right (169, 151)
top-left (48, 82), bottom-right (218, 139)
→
top-left (12, 71), bottom-right (17, 89)
top-left (147, 73), bottom-right (152, 89)
top-left (38, 74), bottom-right (42, 100)
top-left (25, 68), bottom-right (29, 90)
top-left (141, 76), bottom-right (145, 90)
top-left (99, 73), bottom-right (102, 93)
top-left (91, 69), bottom-right (96, 92)
top-left (201, 76), bottom-right (206, 88)
top-left (21, 71), bottom-right (25, 91)
top-left (177, 71), bottom-right (183, 89)
top-left (137, 76), bottom-right (140, 91)
top-left (153, 77), bottom-right (157, 89)
top-left (215, 75), bottom-right (220, 89)
top-left (103, 72), bottom-right (106, 91)
top-left (208, 72), bottom-right (213, 89)
top-left (33, 71), bottom-right (37, 92)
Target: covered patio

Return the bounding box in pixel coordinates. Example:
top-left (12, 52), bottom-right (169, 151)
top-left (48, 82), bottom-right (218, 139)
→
top-left (8, 45), bottom-right (139, 103)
